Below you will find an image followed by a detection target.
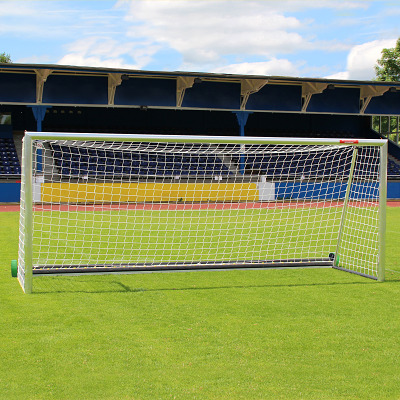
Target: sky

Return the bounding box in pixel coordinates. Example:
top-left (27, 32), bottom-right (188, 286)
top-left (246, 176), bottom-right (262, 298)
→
top-left (1, 0), bottom-right (400, 81)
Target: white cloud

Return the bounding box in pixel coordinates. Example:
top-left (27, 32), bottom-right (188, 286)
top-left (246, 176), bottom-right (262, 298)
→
top-left (115, 0), bottom-right (371, 72)
top-left (324, 71), bottom-right (350, 80)
top-left (16, 55), bottom-right (52, 64)
top-left (54, 0), bottom-right (323, 71)
top-left (57, 53), bottom-right (138, 69)
top-left (0, 1), bottom-right (126, 39)
top-left (213, 59), bottom-right (302, 76)
top-left (271, 0), bottom-right (370, 11)
top-left (325, 38), bottom-right (397, 80)
top-left (0, 1), bottom-right (38, 16)
top-left (3, 0), bottom-right (378, 76)
top-left (57, 36), bottom-right (160, 69)
top-left (120, 0), bottom-right (313, 69)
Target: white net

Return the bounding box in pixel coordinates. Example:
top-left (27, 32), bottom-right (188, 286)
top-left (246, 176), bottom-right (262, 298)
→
top-left (18, 134), bottom-right (386, 291)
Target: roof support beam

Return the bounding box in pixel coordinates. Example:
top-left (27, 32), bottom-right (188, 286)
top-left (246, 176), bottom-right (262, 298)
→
top-left (234, 111), bottom-right (252, 174)
top-left (108, 73), bottom-right (122, 106)
top-left (176, 76), bottom-right (195, 107)
top-left (35, 69), bottom-right (52, 103)
top-left (240, 79), bottom-right (268, 110)
top-left (301, 82), bottom-right (328, 112)
top-left (360, 85), bottom-right (390, 114)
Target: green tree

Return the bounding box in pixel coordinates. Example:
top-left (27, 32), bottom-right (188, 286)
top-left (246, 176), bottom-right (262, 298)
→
top-left (0, 52), bottom-right (11, 63)
top-left (375, 38), bottom-right (400, 81)
top-left (374, 39), bottom-right (400, 141)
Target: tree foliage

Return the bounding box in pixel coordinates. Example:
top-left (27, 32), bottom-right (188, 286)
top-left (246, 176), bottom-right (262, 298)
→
top-left (373, 39), bottom-right (400, 139)
top-left (375, 38), bottom-right (400, 81)
top-left (0, 52), bottom-right (11, 63)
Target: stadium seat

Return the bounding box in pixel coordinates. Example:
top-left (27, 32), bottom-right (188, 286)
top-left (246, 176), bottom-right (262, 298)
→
top-left (48, 138), bottom-right (400, 180)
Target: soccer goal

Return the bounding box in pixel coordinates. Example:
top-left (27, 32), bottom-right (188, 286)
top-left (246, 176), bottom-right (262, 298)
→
top-left (17, 131), bottom-right (387, 293)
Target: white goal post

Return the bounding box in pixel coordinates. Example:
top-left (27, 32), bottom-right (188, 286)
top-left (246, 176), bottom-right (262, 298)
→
top-left (17, 132), bottom-right (387, 293)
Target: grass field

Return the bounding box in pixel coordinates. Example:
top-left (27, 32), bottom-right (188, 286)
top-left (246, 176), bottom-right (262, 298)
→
top-left (32, 206), bottom-right (342, 265)
top-left (30, 204), bottom-right (377, 275)
top-left (1, 206), bottom-right (400, 399)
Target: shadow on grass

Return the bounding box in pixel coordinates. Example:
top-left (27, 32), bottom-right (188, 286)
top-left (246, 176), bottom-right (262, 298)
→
top-left (31, 278), bottom-right (384, 295)
top-left (27, 266), bottom-right (400, 294)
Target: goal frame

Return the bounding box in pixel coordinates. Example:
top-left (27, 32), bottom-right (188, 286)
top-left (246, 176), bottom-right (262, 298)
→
top-left (18, 131), bottom-right (388, 293)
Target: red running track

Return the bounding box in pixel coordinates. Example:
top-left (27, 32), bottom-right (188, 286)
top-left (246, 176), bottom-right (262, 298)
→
top-left (1, 200), bottom-right (398, 213)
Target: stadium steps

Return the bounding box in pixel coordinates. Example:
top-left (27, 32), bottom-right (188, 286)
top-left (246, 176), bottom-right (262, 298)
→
top-left (388, 155), bottom-right (400, 177)
top-left (13, 132), bottom-right (24, 165)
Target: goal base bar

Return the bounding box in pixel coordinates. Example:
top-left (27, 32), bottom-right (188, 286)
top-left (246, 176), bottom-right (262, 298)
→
top-left (32, 258), bottom-right (334, 275)
top-left (333, 266), bottom-right (378, 281)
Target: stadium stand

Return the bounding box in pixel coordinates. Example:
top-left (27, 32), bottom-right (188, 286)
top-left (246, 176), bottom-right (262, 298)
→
top-left (49, 135), bottom-right (398, 180)
top-left (388, 157), bottom-right (400, 177)
top-left (50, 143), bottom-right (232, 178)
top-left (1, 64), bottom-right (400, 202)
top-left (0, 137), bottom-right (21, 176)
top-left (233, 147), bottom-right (380, 179)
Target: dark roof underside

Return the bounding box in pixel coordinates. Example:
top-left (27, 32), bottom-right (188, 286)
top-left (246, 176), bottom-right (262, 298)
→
top-left (0, 63), bottom-right (399, 115)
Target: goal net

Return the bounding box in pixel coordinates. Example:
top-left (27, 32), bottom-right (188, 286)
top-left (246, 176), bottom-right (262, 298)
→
top-left (17, 132), bottom-right (387, 293)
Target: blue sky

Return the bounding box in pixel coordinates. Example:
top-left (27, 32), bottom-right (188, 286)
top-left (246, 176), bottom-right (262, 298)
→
top-left (1, 0), bottom-right (399, 80)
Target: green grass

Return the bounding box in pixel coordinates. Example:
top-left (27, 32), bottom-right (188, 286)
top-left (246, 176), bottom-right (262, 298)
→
top-left (1, 208), bottom-right (400, 399)
top-left (31, 206), bottom-right (375, 271)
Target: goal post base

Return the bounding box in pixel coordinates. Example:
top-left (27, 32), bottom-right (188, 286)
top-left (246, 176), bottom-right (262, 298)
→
top-left (332, 265), bottom-right (379, 281)
top-left (32, 258), bottom-right (334, 275)
top-left (11, 260), bottom-right (18, 277)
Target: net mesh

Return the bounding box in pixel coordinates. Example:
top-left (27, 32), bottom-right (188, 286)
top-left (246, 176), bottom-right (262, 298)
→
top-left (18, 136), bottom-right (384, 289)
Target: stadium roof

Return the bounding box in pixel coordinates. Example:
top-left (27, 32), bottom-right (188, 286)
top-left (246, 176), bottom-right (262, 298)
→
top-left (1, 63), bottom-right (400, 115)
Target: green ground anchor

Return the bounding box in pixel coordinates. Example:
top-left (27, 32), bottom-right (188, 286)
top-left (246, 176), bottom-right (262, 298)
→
top-left (11, 260), bottom-right (17, 278)
top-left (329, 252), bottom-right (340, 267)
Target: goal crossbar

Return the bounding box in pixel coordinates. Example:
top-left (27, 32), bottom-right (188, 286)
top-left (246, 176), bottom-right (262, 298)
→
top-left (24, 131), bottom-right (386, 146)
